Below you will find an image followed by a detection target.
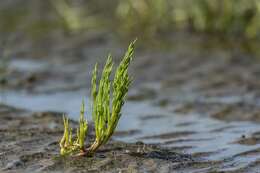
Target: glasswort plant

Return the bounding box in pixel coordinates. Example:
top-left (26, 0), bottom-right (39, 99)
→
top-left (60, 40), bottom-right (136, 156)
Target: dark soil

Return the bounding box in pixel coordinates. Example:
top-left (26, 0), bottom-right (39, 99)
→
top-left (0, 104), bottom-right (200, 173)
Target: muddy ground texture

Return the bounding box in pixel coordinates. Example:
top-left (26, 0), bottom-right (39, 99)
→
top-left (1, 32), bottom-right (260, 173)
top-left (0, 104), bottom-right (202, 173)
top-left (3, 34), bottom-right (260, 123)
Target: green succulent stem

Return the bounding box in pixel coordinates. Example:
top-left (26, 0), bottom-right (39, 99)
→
top-left (59, 40), bottom-right (136, 156)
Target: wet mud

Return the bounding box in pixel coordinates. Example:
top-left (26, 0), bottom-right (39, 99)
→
top-left (0, 105), bottom-right (197, 173)
top-left (1, 19), bottom-right (260, 172)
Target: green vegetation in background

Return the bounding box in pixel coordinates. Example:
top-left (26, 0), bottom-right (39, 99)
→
top-left (51, 0), bottom-right (260, 40)
top-left (1, 0), bottom-right (260, 43)
top-left (126, 0), bottom-right (260, 39)
top-left (60, 40), bottom-right (135, 156)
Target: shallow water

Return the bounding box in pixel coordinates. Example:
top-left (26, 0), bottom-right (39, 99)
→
top-left (2, 38), bottom-right (260, 172)
top-left (2, 90), bottom-right (260, 171)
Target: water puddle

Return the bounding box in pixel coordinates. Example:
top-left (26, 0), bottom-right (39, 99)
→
top-left (9, 59), bottom-right (50, 72)
top-left (1, 90), bottom-right (260, 171)
top-left (2, 56), bottom-right (260, 171)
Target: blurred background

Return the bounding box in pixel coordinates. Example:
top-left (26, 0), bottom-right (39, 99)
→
top-left (1, 0), bottom-right (260, 49)
top-left (0, 0), bottom-right (260, 76)
top-left (1, 0), bottom-right (260, 118)
top-left (1, 0), bottom-right (260, 115)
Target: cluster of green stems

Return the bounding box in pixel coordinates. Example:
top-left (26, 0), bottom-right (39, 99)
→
top-left (60, 40), bottom-right (136, 156)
